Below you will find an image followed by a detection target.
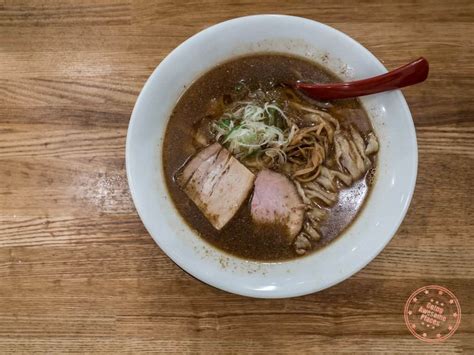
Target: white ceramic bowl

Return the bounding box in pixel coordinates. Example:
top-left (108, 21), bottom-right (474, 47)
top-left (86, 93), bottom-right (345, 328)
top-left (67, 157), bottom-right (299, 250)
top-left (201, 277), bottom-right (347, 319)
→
top-left (126, 15), bottom-right (417, 298)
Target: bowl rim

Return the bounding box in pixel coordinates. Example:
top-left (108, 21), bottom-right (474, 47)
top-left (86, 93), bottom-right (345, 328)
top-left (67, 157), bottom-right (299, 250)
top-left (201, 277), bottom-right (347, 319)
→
top-left (126, 14), bottom-right (418, 298)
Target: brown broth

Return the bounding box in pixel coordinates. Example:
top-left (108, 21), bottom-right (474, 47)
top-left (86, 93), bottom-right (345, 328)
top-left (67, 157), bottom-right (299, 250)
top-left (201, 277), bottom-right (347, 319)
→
top-left (163, 54), bottom-right (375, 261)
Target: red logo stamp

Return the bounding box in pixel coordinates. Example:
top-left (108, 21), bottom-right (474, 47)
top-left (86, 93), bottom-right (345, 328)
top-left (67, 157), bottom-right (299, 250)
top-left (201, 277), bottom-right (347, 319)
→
top-left (404, 285), bottom-right (461, 342)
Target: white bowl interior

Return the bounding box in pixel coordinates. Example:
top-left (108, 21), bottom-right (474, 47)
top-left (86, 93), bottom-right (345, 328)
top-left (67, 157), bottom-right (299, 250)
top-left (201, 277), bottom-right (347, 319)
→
top-left (126, 15), bottom-right (417, 298)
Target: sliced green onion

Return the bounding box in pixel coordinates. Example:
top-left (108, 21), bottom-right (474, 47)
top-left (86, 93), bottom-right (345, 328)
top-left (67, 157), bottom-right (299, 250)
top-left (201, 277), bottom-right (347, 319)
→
top-left (211, 101), bottom-right (294, 160)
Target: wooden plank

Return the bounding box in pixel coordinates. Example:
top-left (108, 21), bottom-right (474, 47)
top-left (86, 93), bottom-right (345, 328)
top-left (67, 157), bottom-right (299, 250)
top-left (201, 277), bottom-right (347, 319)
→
top-left (0, 0), bottom-right (473, 352)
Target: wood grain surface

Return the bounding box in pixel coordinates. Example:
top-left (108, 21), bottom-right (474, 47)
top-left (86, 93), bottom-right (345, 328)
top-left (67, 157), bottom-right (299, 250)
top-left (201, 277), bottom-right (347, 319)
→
top-left (1, 0), bottom-right (473, 353)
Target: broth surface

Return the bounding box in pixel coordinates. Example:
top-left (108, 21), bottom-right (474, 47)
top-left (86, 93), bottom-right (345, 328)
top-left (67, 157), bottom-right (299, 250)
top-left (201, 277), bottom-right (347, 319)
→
top-left (163, 54), bottom-right (375, 261)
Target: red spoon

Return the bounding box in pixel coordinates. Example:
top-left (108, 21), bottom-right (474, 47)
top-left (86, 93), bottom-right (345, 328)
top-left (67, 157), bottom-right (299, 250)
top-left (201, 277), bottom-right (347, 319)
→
top-left (295, 57), bottom-right (429, 100)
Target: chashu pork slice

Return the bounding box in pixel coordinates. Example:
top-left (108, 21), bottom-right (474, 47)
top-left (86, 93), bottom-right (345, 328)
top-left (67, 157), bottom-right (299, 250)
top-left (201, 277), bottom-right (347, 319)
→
top-left (177, 143), bottom-right (255, 230)
top-left (251, 169), bottom-right (305, 241)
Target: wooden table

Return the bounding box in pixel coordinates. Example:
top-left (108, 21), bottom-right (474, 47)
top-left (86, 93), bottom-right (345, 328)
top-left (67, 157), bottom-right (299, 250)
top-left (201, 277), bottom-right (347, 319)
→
top-left (1, 1), bottom-right (473, 353)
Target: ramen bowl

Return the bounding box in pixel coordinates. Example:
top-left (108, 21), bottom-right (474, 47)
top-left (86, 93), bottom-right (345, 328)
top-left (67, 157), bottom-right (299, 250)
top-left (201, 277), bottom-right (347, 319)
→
top-left (126, 15), bottom-right (417, 298)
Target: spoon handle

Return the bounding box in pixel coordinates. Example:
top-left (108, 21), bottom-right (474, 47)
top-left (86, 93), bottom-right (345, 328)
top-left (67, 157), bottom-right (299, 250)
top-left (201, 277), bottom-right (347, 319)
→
top-left (295, 57), bottom-right (429, 100)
